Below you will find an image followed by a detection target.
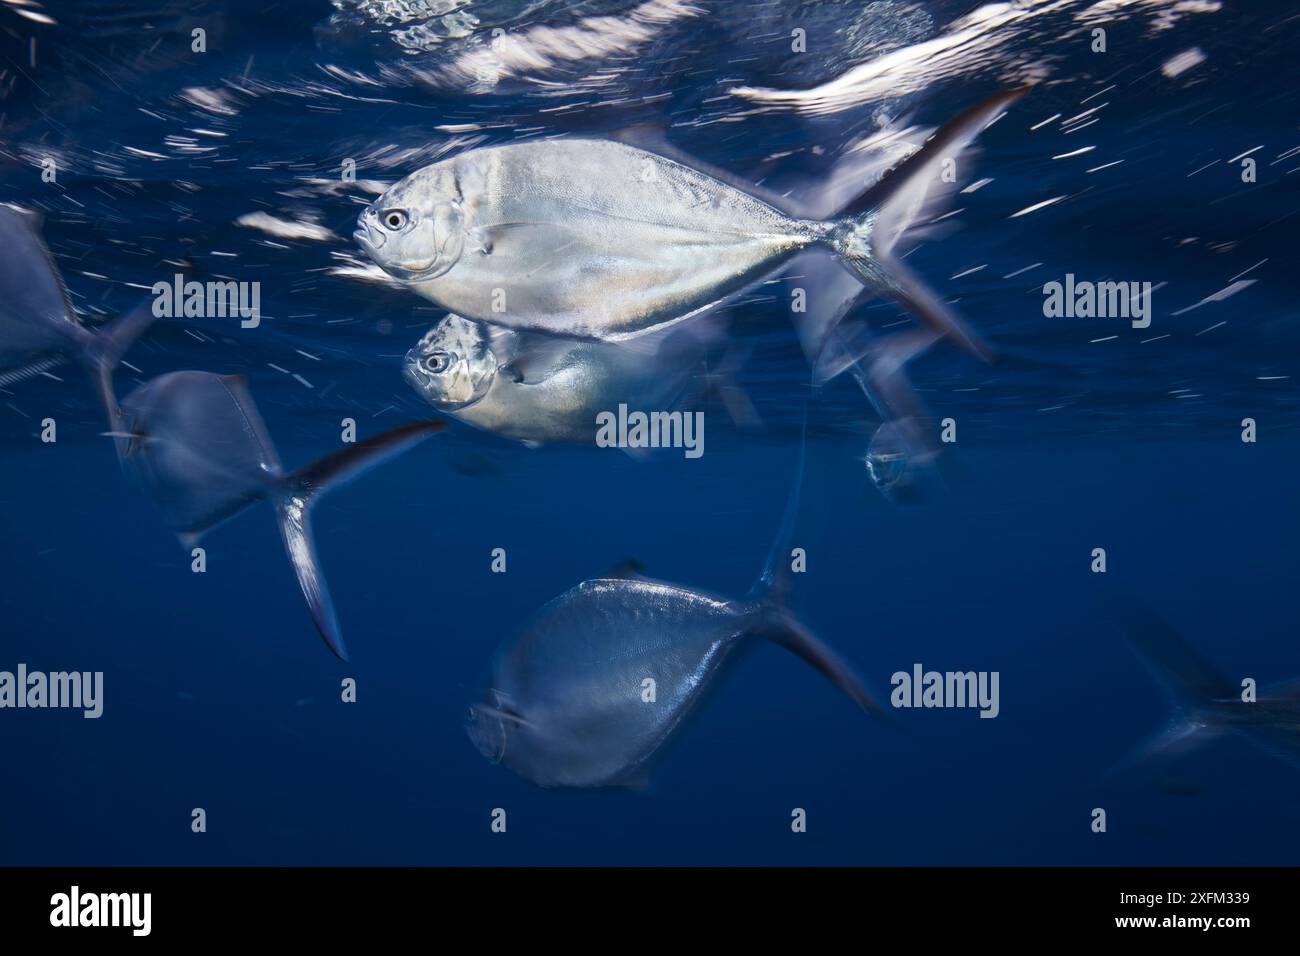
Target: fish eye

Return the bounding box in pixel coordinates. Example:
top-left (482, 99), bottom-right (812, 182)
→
top-left (382, 209), bottom-right (408, 231)
top-left (423, 350), bottom-right (452, 374)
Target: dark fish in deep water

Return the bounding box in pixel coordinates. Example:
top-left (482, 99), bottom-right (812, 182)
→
top-left (357, 90), bottom-right (1027, 357)
top-left (466, 432), bottom-right (886, 788)
top-left (0, 206), bottom-right (154, 424)
top-left (1116, 601), bottom-right (1300, 776)
top-left (112, 371), bottom-right (445, 660)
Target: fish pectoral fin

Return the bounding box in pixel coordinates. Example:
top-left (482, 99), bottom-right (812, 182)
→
top-left (466, 227), bottom-right (494, 255)
top-left (499, 339), bottom-right (574, 384)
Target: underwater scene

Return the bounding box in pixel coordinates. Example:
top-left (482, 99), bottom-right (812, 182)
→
top-left (0, 0), bottom-right (1297, 867)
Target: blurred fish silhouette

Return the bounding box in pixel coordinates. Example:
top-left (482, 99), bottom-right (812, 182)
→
top-left (0, 206), bottom-right (155, 418)
top-left (466, 423), bottom-right (886, 787)
top-left (112, 372), bottom-right (445, 660)
top-left (791, 259), bottom-right (944, 502)
top-left (774, 115), bottom-right (978, 502)
top-left (839, 322), bottom-right (942, 503)
top-left (405, 313), bottom-right (754, 448)
top-left (1116, 601), bottom-right (1300, 776)
top-left (2, 204), bottom-right (446, 658)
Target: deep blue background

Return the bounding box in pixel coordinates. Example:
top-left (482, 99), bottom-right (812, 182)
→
top-left (1, 0), bottom-right (1297, 865)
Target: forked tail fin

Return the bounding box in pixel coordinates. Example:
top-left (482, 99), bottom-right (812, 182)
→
top-left (828, 88), bottom-right (1029, 363)
top-left (82, 299), bottom-right (160, 449)
top-left (0, 205), bottom-right (157, 444)
top-left (276, 420), bottom-right (447, 660)
top-left (758, 610), bottom-right (889, 720)
top-left (1118, 600), bottom-right (1233, 711)
top-left (1106, 597), bottom-right (1234, 779)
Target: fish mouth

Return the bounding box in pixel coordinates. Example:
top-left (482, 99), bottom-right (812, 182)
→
top-left (353, 222), bottom-right (382, 253)
top-left (383, 259), bottom-right (442, 281)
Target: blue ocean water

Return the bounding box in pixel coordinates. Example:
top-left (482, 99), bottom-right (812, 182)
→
top-left (0, 0), bottom-right (1297, 866)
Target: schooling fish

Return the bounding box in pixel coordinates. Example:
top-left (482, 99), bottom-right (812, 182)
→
top-left (465, 429), bottom-right (886, 788)
top-left (404, 313), bottom-right (718, 447)
top-left (356, 90), bottom-right (1026, 357)
top-left (113, 371), bottom-right (445, 660)
top-left (1117, 602), bottom-right (1300, 774)
top-left (0, 205), bottom-right (154, 423)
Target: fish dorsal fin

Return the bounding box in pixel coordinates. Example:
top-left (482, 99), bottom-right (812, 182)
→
top-left (215, 374), bottom-right (284, 476)
top-left (750, 401), bottom-right (808, 603)
top-left (606, 127), bottom-right (809, 218)
top-left (0, 204), bottom-right (79, 332)
top-left (603, 559), bottom-right (647, 581)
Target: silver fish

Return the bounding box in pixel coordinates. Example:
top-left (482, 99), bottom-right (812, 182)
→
top-left (0, 205), bottom-right (154, 425)
top-left (356, 90), bottom-right (1026, 356)
top-left (404, 313), bottom-right (711, 446)
top-left (114, 371), bottom-right (445, 660)
top-left (466, 438), bottom-right (885, 788)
